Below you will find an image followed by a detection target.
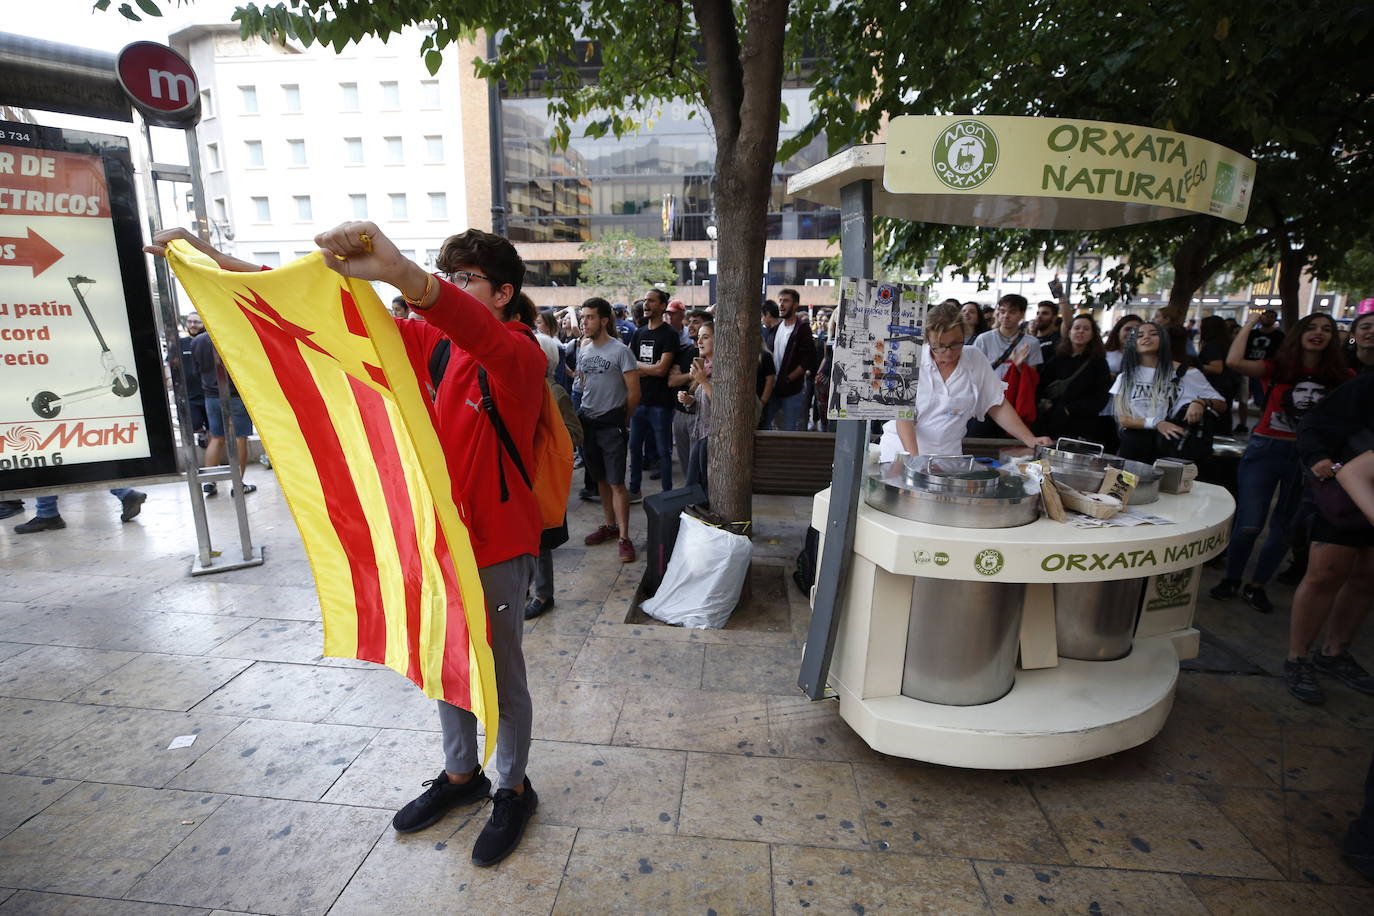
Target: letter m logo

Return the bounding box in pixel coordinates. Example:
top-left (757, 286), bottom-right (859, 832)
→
top-left (148, 69), bottom-right (194, 103)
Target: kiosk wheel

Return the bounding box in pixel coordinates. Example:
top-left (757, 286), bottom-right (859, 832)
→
top-left (32, 391), bottom-right (61, 419)
top-left (111, 374), bottom-right (139, 397)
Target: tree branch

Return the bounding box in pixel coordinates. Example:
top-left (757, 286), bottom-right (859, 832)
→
top-left (690, 0), bottom-right (743, 144)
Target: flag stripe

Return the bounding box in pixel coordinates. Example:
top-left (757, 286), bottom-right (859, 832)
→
top-left (432, 514), bottom-right (473, 706)
top-left (347, 374), bottom-right (428, 686)
top-left (239, 302), bottom-right (389, 663)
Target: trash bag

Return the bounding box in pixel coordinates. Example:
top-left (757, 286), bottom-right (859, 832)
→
top-left (640, 513), bottom-right (752, 629)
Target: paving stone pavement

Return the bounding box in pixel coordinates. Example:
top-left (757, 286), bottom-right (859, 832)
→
top-left (1, 472), bottom-right (1372, 915)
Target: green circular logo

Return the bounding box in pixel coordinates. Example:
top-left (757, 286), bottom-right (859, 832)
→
top-left (932, 120), bottom-right (999, 190)
top-left (974, 548), bottom-right (1005, 576)
top-left (1155, 569), bottom-right (1192, 601)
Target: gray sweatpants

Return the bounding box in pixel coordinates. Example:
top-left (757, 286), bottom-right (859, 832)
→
top-left (436, 553), bottom-right (536, 791)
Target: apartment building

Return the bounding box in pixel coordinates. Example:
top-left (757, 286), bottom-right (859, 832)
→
top-left (170, 24), bottom-right (486, 286)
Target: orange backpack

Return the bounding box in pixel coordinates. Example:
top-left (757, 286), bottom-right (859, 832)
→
top-left (429, 340), bottom-right (573, 530)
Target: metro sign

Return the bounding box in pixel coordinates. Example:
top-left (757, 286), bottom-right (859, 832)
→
top-left (116, 42), bottom-right (201, 128)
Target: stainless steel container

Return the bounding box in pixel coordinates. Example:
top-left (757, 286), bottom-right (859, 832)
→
top-left (1118, 459), bottom-right (1162, 505)
top-left (866, 461), bottom-right (1040, 529)
top-left (902, 577), bottom-right (1026, 705)
top-left (1053, 578), bottom-right (1145, 660)
top-left (1034, 438), bottom-right (1124, 492)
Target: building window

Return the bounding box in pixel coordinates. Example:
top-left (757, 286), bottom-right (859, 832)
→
top-left (340, 82), bottom-right (359, 111)
top-left (389, 193), bottom-right (408, 219)
top-left (384, 136), bottom-right (403, 164)
top-left (421, 80), bottom-right (441, 109)
top-left (244, 140), bottom-right (264, 167)
top-left (206, 142), bottom-right (220, 171)
top-left (380, 81), bottom-right (400, 109)
top-left (252, 197), bottom-right (270, 222)
top-left (240, 85), bottom-right (258, 113)
top-left (294, 195), bottom-right (312, 221)
top-left (344, 137), bottom-right (363, 164)
top-left (428, 192), bottom-right (447, 219)
top-left (425, 249), bottom-right (440, 268)
top-left (349, 194), bottom-right (368, 218)
top-left (252, 251), bottom-right (281, 268)
top-left (200, 89), bottom-right (213, 118)
top-left (213, 197), bottom-right (227, 221)
top-left (287, 139), bottom-right (307, 166)
top-left (283, 84), bottom-right (301, 112)
top-left (425, 135), bottom-right (444, 162)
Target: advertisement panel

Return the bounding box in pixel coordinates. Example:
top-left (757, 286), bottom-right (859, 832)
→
top-left (0, 120), bottom-right (176, 492)
top-left (827, 278), bottom-right (929, 421)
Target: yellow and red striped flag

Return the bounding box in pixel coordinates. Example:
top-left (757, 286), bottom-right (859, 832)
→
top-left (166, 243), bottom-right (497, 753)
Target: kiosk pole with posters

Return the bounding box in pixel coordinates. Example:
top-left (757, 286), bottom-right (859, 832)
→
top-left (0, 33), bottom-right (262, 574)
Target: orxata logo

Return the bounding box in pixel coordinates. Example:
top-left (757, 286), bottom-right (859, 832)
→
top-left (933, 119), bottom-right (999, 190)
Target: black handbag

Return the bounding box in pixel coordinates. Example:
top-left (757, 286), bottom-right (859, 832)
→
top-left (1312, 477), bottom-right (1373, 531)
top-left (1158, 366), bottom-right (1216, 462)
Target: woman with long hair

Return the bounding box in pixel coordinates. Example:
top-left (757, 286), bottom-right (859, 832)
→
top-left (961, 301), bottom-right (988, 344)
top-left (1211, 312), bottom-right (1354, 613)
top-left (1035, 314), bottom-right (1111, 442)
top-left (678, 321), bottom-right (714, 493)
top-left (1110, 321), bottom-right (1225, 463)
top-left (1347, 312), bottom-right (1374, 373)
top-left (1104, 314), bottom-right (1144, 376)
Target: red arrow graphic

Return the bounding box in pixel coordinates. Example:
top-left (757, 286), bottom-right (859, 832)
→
top-left (0, 228), bottom-right (64, 278)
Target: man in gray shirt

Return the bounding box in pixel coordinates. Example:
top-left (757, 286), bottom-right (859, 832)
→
top-left (970, 293), bottom-right (1042, 436)
top-left (575, 297), bottom-right (641, 562)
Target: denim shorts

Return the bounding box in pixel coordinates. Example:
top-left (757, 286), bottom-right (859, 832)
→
top-left (206, 395), bottom-right (253, 438)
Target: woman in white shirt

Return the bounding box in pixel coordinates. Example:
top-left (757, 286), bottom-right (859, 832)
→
top-left (893, 302), bottom-right (1051, 458)
top-left (1110, 320), bottom-right (1225, 462)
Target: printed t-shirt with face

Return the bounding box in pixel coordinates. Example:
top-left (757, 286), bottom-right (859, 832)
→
top-left (1252, 361), bottom-right (1353, 438)
top-left (631, 323), bottom-right (681, 408)
top-left (576, 336), bottom-right (638, 418)
top-left (912, 344), bottom-right (1006, 457)
top-left (972, 326), bottom-right (1043, 382)
top-left (1245, 326), bottom-right (1285, 361)
top-left (1108, 364), bottom-right (1223, 422)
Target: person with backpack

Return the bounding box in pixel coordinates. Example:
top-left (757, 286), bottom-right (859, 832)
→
top-left (575, 297), bottom-right (642, 563)
top-left (144, 222), bottom-right (550, 868)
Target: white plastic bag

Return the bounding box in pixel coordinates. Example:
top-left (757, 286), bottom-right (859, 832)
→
top-left (640, 513), bottom-right (753, 629)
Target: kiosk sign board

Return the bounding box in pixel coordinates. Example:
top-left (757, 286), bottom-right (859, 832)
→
top-left (0, 120), bottom-right (177, 492)
top-left (884, 115), bottom-right (1256, 230)
top-left (827, 279), bottom-right (929, 421)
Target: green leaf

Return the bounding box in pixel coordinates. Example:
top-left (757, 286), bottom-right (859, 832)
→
top-left (425, 49), bottom-right (443, 74)
top-left (135, 0), bottom-right (163, 17)
top-left (117, 3), bottom-right (140, 21)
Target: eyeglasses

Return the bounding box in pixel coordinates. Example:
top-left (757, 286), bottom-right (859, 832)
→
top-left (444, 269), bottom-right (494, 290)
top-left (928, 341), bottom-right (964, 353)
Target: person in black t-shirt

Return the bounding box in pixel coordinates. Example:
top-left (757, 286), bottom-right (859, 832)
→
top-left (627, 289), bottom-right (680, 499)
top-left (668, 311), bottom-right (706, 477)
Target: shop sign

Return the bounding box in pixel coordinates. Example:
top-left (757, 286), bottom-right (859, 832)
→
top-left (1038, 531), bottom-right (1226, 574)
top-left (116, 42), bottom-right (201, 128)
top-left (886, 115), bottom-right (1255, 225)
top-left (0, 121), bottom-right (176, 492)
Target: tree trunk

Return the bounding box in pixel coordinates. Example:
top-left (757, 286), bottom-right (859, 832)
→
top-left (692, 0), bottom-right (788, 525)
top-left (1277, 240), bottom-right (1304, 327)
top-left (1167, 219), bottom-right (1221, 312)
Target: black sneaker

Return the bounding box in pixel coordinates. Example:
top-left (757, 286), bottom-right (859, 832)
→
top-left (472, 778), bottom-right (537, 867)
top-left (1209, 578), bottom-right (1240, 600)
top-left (392, 768), bottom-right (491, 833)
top-left (1284, 657), bottom-right (1326, 705)
top-left (627, 490), bottom-right (643, 505)
top-left (119, 491), bottom-right (147, 522)
top-left (203, 482), bottom-right (218, 497)
top-left (0, 500), bottom-right (22, 520)
top-left (15, 515), bottom-right (65, 534)
top-left (1313, 651), bottom-right (1374, 695)
top-left (524, 597), bottom-right (553, 620)
top-left (1241, 584), bottom-right (1274, 614)
top-left (578, 489), bottom-right (599, 502)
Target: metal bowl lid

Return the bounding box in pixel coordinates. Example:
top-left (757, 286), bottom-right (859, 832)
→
top-left (900, 454), bottom-right (1000, 495)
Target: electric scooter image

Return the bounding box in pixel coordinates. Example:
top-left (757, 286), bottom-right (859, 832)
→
top-left (29, 276), bottom-right (139, 419)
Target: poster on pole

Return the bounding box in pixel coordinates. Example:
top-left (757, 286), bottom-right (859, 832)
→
top-left (0, 120), bottom-right (176, 494)
top-left (826, 279), bottom-right (930, 421)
